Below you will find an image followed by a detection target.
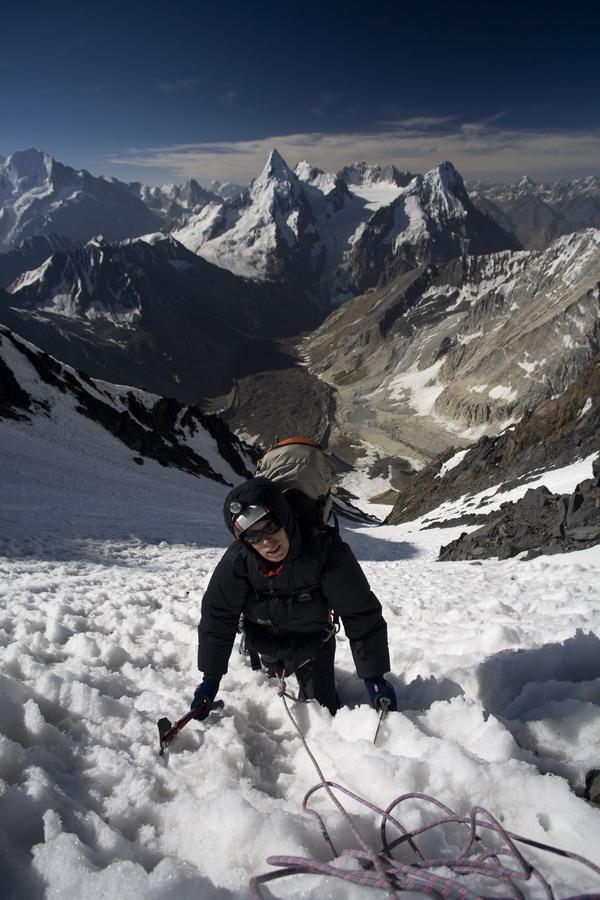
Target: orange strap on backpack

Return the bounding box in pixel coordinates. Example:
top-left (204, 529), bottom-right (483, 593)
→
top-left (268, 437), bottom-right (320, 451)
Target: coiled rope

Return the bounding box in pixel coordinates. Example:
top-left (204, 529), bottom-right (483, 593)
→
top-left (249, 674), bottom-right (600, 899)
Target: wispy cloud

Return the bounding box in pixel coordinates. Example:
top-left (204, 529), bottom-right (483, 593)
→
top-left (389, 115), bottom-right (458, 130)
top-left (106, 122), bottom-right (600, 184)
top-left (217, 90), bottom-right (237, 106)
top-left (157, 77), bottom-right (202, 95)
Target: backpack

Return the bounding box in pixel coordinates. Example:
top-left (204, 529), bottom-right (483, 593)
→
top-left (256, 437), bottom-right (333, 529)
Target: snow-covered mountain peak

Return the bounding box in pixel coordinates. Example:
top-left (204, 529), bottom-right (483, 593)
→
top-left (294, 159), bottom-right (317, 181)
top-left (423, 160), bottom-right (465, 195)
top-left (294, 160), bottom-right (343, 196)
top-left (3, 148), bottom-right (53, 192)
top-left (0, 150), bottom-right (162, 252)
top-left (404, 161), bottom-right (468, 220)
top-left (517, 174), bottom-right (536, 190)
top-left (249, 149), bottom-right (303, 211)
top-left (258, 148), bottom-right (295, 183)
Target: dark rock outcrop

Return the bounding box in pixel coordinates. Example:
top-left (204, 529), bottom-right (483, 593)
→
top-left (0, 353), bottom-right (32, 420)
top-left (439, 461), bottom-right (600, 561)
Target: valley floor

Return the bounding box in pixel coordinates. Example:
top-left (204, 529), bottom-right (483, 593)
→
top-left (1, 430), bottom-right (600, 898)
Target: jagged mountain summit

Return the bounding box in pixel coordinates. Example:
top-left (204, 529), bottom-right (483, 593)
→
top-left (127, 178), bottom-right (221, 225)
top-left (173, 150), bottom-right (517, 303)
top-left (304, 228), bottom-right (600, 467)
top-left (0, 324), bottom-right (253, 485)
top-left (347, 161), bottom-right (521, 292)
top-left (0, 149), bottom-right (162, 252)
top-left (173, 149), bottom-right (325, 293)
top-left (469, 174), bottom-right (600, 250)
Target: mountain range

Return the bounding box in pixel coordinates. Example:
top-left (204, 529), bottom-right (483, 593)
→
top-left (0, 233), bottom-right (306, 402)
top-left (1, 145), bottom-right (598, 511)
top-left (0, 149), bottom-right (162, 251)
top-left (469, 175), bottom-right (600, 250)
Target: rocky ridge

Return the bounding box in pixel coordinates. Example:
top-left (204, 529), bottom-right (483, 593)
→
top-left (0, 234), bottom-right (305, 403)
top-left (0, 325), bottom-right (254, 484)
top-left (347, 162), bottom-right (521, 293)
top-left (0, 233), bottom-right (76, 288)
top-left (438, 464), bottom-right (600, 561)
top-left (304, 229), bottom-right (600, 464)
top-left (386, 354), bottom-right (600, 526)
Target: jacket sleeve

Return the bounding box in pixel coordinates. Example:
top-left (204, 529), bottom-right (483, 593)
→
top-left (197, 545), bottom-right (251, 676)
top-left (320, 536), bottom-right (391, 679)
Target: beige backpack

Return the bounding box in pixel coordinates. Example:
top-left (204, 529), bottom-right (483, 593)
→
top-left (256, 438), bottom-right (333, 528)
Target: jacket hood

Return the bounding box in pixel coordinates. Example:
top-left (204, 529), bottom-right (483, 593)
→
top-left (223, 477), bottom-right (300, 553)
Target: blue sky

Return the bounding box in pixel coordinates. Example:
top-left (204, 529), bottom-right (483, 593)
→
top-left (2, 0), bottom-right (599, 185)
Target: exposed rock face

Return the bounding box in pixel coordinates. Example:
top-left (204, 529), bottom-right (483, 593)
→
top-left (438, 463), bottom-right (600, 561)
top-left (347, 162), bottom-right (520, 293)
top-left (0, 325), bottom-right (254, 484)
top-left (220, 359), bottom-right (336, 449)
top-left (336, 162), bottom-right (414, 189)
top-left (305, 230), bottom-right (600, 463)
top-left (0, 149), bottom-right (162, 251)
top-left (386, 355), bottom-right (600, 525)
top-left (469, 175), bottom-right (600, 250)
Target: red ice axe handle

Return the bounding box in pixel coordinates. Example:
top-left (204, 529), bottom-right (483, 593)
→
top-left (157, 699), bottom-right (224, 754)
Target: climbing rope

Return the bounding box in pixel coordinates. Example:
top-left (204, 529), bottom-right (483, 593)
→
top-left (249, 673), bottom-right (600, 899)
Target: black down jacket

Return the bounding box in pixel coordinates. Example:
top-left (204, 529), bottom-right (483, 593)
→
top-left (197, 478), bottom-right (391, 679)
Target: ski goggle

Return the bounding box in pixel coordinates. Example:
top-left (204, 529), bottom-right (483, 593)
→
top-left (242, 517), bottom-right (283, 544)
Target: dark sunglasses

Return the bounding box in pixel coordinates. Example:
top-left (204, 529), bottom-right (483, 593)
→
top-left (243, 518), bottom-right (282, 544)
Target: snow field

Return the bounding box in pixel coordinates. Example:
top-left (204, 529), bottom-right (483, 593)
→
top-left (1, 410), bottom-right (600, 897)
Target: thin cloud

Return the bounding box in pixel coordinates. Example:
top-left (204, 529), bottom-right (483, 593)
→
top-left (393, 115), bottom-right (458, 129)
top-left (157, 77), bottom-right (202, 95)
top-left (217, 90), bottom-right (237, 106)
top-left (107, 125), bottom-right (600, 184)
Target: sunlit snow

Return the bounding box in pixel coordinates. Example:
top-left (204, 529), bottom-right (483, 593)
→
top-left (1, 371), bottom-right (600, 897)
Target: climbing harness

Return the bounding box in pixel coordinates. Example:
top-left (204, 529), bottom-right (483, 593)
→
top-left (249, 673), bottom-right (600, 899)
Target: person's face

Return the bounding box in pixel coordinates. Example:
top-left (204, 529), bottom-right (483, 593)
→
top-left (244, 516), bottom-right (290, 562)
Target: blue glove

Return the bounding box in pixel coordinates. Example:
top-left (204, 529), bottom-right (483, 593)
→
top-left (364, 676), bottom-right (397, 712)
top-left (191, 675), bottom-right (221, 720)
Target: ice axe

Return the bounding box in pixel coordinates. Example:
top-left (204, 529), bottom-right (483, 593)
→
top-left (373, 696), bottom-right (390, 745)
top-left (157, 699), bottom-right (224, 755)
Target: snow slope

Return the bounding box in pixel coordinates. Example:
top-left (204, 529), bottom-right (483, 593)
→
top-left (1, 400), bottom-right (600, 896)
